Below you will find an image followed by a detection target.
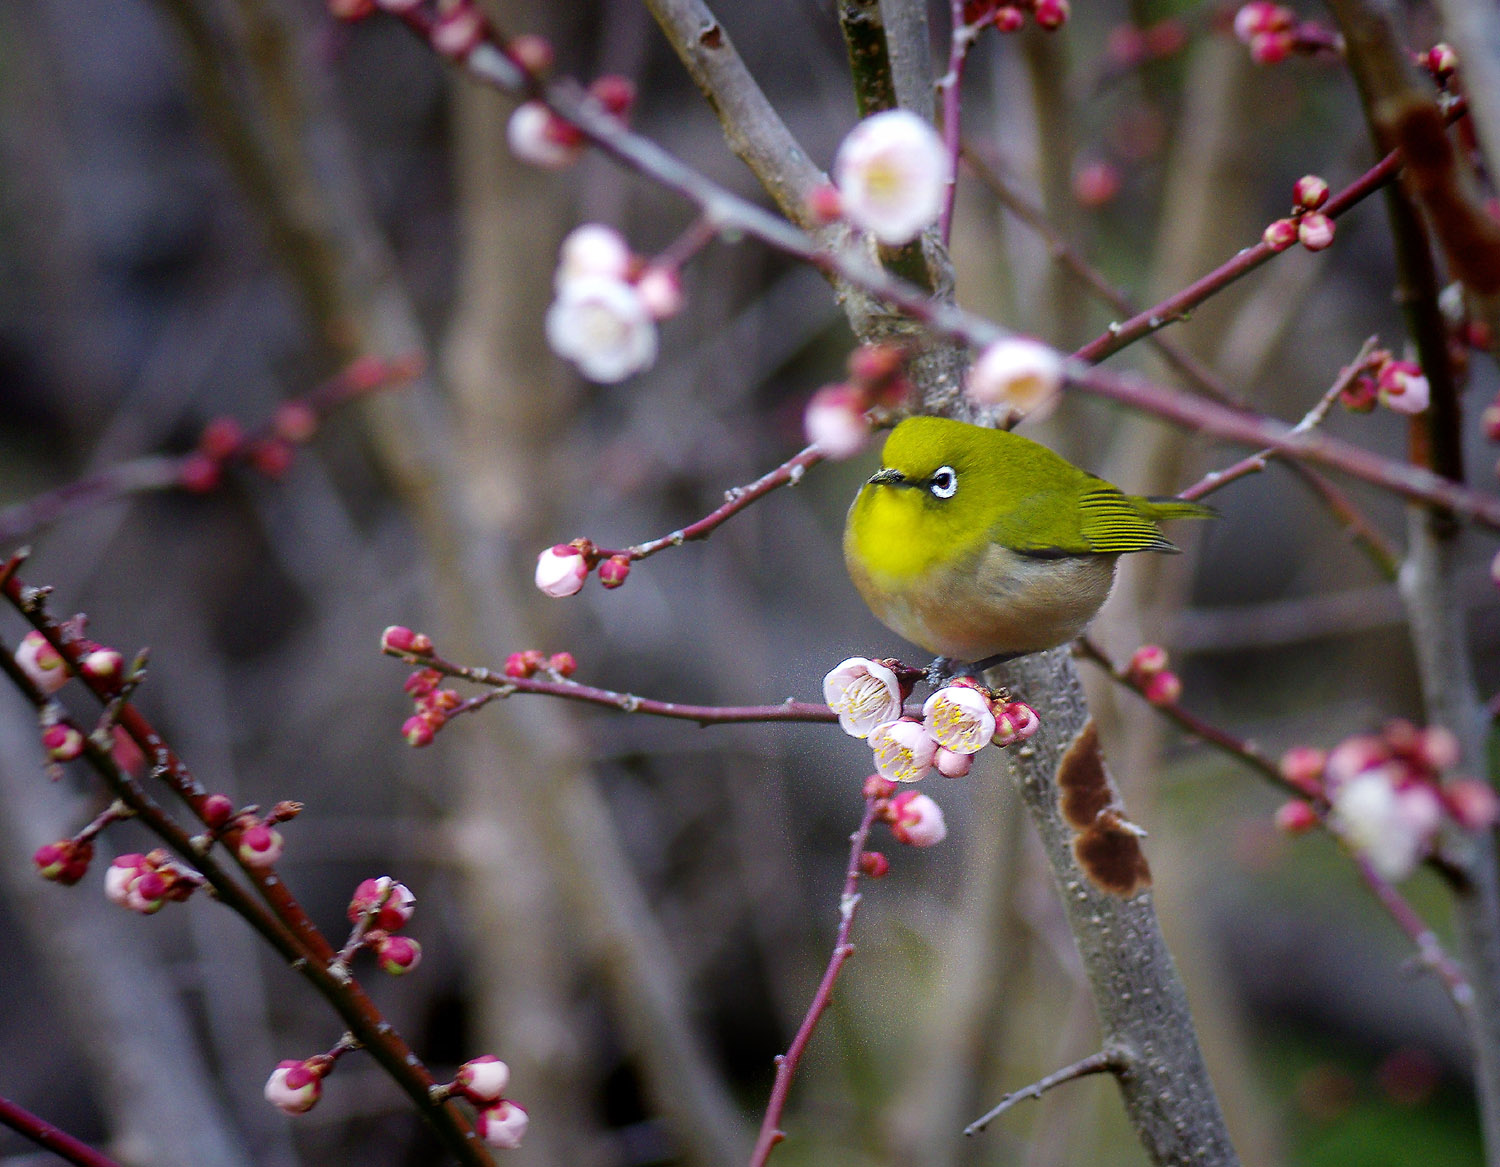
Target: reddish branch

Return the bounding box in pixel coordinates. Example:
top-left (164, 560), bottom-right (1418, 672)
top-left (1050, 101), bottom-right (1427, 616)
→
top-left (0, 1096), bottom-right (121, 1167)
top-left (0, 354), bottom-right (421, 547)
top-left (387, 645), bottom-right (842, 726)
top-left (597, 445), bottom-right (824, 563)
top-left (0, 556), bottom-right (491, 1167)
top-left (751, 795), bottom-right (880, 1166)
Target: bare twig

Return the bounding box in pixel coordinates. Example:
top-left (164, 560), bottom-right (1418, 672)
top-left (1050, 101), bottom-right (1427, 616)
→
top-left (750, 795), bottom-right (880, 1166)
top-left (964, 1049), bottom-right (1123, 1136)
top-left (0, 1095), bottom-right (122, 1167)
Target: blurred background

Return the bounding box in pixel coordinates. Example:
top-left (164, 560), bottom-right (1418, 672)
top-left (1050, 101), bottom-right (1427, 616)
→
top-left (0, 0), bottom-right (1496, 1164)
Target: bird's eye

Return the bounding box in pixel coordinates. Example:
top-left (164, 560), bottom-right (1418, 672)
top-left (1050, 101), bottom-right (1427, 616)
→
top-left (929, 466), bottom-right (958, 499)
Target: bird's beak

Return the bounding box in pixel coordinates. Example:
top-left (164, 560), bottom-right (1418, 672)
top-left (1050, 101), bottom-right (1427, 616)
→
top-left (867, 468), bottom-right (906, 487)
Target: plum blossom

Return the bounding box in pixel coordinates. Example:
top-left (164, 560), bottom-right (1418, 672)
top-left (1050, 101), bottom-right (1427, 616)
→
top-left (869, 718), bottom-right (938, 783)
top-left (833, 110), bottom-right (951, 245)
top-left (545, 276), bottom-right (658, 383)
top-left (823, 657), bottom-right (903, 738)
top-left (476, 1100), bottom-right (529, 1150)
top-left (965, 338), bottom-right (1064, 417)
top-left (888, 790), bottom-right (947, 846)
top-left (921, 684), bottom-right (996, 755)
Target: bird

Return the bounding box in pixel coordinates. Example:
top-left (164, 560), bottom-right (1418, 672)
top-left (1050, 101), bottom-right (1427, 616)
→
top-left (843, 416), bottom-right (1214, 664)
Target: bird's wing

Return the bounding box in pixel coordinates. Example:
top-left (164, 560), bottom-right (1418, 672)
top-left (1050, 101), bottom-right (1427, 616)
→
top-left (1076, 486), bottom-right (1178, 553)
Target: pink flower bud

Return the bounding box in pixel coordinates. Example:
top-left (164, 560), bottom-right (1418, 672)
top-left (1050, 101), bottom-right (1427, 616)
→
top-left (1426, 43), bottom-right (1458, 81)
top-left (476, 1099), bottom-right (529, 1150)
top-left (199, 416), bottom-right (244, 461)
top-left (847, 342), bottom-right (907, 389)
top-left (200, 793), bottom-right (235, 830)
top-left (535, 545), bottom-right (590, 598)
top-left (1262, 218), bottom-right (1298, 251)
top-left (1033, 0), bottom-right (1069, 30)
top-left (992, 5), bottom-right (1026, 31)
top-left (1127, 643), bottom-right (1169, 679)
top-left (859, 851), bottom-right (890, 878)
top-left (556, 224), bottom-right (632, 288)
top-left (870, 719), bottom-right (938, 783)
top-left (1279, 745), bottom-right (1327, 795)
top-left (34, 839), bottom-right (93, 885)
top-left (548, 652), bottom-right (577, 677)
top-left (237, 824), bottom-right (285, 868)
top-left (178, 452), bottom-right (221, 493)
top-left (1274, 799), bottom-right (1319, 834)
top-left (598, 555), bottom-right (631, 589)
top-left (635, 266), bottom-right (684, 320)
top-left (1233, 1), bottom-right (1293, 41)
top-left (405, 668), bottom-right (442, 697)
top-left (1293, 174), bottom-right (1330, 211)
top-left (888, 790), bottom-right (947, 847)
top-left (381, 625), bottom-right (432, 655)
top-left (455, 1055), bottom-right (511, 1104)
top-left (804, 383), bottom-right (872, 460)
top-left (1072, 160), bottom-right (1121, 208)
top-left (1340, 375), bottom-right (1378, 413)
top-left (934, 747), bottom-right (974, 778)
top-left (863, 774), bottom-right (898, 800)
top-left (824, 658), bottom-right (904, 739)
top-left (1297, 212), bottom-right (1336, 251)
top-left (504, 652), bottom-right (535, 679)
top-left (508, 34), bottom-right (554, 75)
top-left (42, 723), bottom-right (84, 762)
top-left (1445, 780), bottom-right (1500, 831)
top-left (507, 102), bottom-right (584, 169)
top-left (265, 1060), bottom-right (323, 1115)
top-left (16, 631), bottom-right (68, 694)
top-left (403, 714), bottom-right (437, 747)
top-left (1143, 670), bottom-right (1182, 706)
top-left (80, 648), bottom-right (124, 684)
top-left (248, 439), bottom-right (294, 479)
top-left (922, 685), bottom-right (996, 754)
top-left (991, 701), bottom-right (1040, 746)
top-left (1249, 30), bottom-right (1294, 64)
top-left (431, 5), bottom-right (485, 59)
top-left (1417, 726), bottom-right (1461, 772)
top-left (1482, 401), bottom-right (1500, 442)
top-left (349, 876), bottom-right (417, 931)
top-left (273, 401), bottom-right (319, 443)
top-left (805, 183), bottom-right (844, 224)
top-left (589, 74), bottom-right (636, 119)
top-left (1376, 359), bottom-right (1429, 415)
top-left (374, 934), bottom-right (422, 975)
top-left (965, 337), bottom-right (1064, 417)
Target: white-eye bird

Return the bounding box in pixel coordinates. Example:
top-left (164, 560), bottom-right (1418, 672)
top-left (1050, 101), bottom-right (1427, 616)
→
top-left (843, 416), bottom-right (1214, 662)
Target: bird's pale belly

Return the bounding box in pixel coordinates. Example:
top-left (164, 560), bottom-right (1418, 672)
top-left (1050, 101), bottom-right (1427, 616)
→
top-left (851, 545), bottom-right (1120, 661)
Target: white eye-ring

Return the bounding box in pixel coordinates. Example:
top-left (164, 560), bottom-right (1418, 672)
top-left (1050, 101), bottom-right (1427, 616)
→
top-left (929, 466), bottom-right (958, 499)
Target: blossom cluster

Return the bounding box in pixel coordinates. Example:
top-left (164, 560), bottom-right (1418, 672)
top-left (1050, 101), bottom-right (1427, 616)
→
top-left (345, 876), bottom-right (423, 976)
top-left (1125, 644), bottom-right (1182, 706)
top-left (961, 0), bottom-right (1071, 34)
top-left (508, 73), bottom-right (633, 171)
top-left (545, 223), bottom-right (682, 383)
top-left (1338, 347), bottom-right (1432, 417)
top-left (1230, 3), bottom-right (1340, 65)
top-left (824, 657), bottom-right (1039, 788)
top-left (103, 850), bottom-right (205, 915)
top-left (15, 628), bottom-right (125, 697)
top-left (1261, 173), bottom-right (1337, 257)
top-left (1276, 721), bottom-right (1498, 881)
top-left (803, 344), bottom-right (912, 459)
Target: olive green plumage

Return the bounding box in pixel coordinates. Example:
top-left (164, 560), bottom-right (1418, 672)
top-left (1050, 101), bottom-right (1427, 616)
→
top-left (843, 417), bottom-right (1214, 661)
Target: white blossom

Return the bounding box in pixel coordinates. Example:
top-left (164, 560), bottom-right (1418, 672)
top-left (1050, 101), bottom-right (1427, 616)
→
top-left (833, 110), bottom-right (950, 245)
top-left (545, 276), bottom-right (658, 383)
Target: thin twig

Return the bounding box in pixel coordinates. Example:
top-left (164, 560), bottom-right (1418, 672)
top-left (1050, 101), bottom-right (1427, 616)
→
top-left (0, 1096), bottom-right (122, 1167)
top-left (1178, 337), bottom-right (1382, 503)
top-left (1353, 852), bottom-right (1475, 1009)
top-left (598, 445), bottom-right (824, 562)
top-left (389, 647), bottom-right (843, 726)
top-left (750, 795), bottom-right (880, 1166)
top-left (964, 1049), bottom-right (1122, 1136)
top-left (937, 6), bottom-right (982, 246)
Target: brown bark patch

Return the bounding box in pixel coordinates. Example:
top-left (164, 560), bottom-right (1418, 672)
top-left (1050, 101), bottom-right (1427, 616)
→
top-left (1074, 812), bottom-right (1152, 898)
top-left (1058, 719), bottom-right (1112, 828)
top-left (1395, 103), bottom-right (1500, 294)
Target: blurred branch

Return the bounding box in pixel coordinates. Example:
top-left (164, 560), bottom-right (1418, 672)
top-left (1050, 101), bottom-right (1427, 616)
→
top-left (1433, 0), bottom-right (1500, 187)
top-left (0, 1095), bottom-right (121, 1167)
top-left (838, 0), bottom-right (899, 116)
